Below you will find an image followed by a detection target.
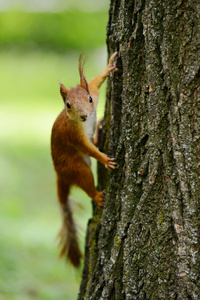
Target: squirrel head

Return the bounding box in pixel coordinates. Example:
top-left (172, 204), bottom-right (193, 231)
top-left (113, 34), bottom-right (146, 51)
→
top-left (59, 55), bottom-right (94, 122)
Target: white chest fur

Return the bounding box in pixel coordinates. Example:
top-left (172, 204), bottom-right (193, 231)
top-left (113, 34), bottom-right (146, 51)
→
top-left (83, 109), bottom-right (97, 166)
top-left (85, 109), bottom-right (97, 141)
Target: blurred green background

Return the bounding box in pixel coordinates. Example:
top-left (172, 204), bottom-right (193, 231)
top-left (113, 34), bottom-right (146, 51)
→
top-left (0, 1), bottom-right (109, 299)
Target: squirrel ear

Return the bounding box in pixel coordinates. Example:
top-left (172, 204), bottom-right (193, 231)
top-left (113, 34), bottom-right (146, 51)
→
top-left (79, 54), bottom-right (89, 92)
top-left (59, 83), bottom-right (68, 102)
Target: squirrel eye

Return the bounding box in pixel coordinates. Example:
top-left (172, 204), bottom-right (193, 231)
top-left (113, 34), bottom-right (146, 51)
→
top-left (89, 96), bottom-right (93, 103)
top-left (66, 102), bottom-right (71, 109)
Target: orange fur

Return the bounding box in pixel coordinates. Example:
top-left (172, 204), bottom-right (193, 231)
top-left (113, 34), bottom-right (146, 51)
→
top-left (51, 52), bottom-right (118, 267)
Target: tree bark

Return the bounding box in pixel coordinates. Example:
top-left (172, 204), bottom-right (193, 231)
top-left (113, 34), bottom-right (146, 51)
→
top-left (79, 0), bottom-right (200, 299)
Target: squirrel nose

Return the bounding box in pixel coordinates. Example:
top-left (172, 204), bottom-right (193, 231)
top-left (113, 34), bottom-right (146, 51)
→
top-left (81, 114), bottom-right (87, 122)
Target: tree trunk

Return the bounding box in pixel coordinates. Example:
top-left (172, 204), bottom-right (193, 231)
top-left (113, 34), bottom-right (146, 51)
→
top-left (78, 0), bottom-right (200, 299)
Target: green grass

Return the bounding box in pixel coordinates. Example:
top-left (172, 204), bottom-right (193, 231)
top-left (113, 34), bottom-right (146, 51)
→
top-left (0, 48), bottom-right (107, 299)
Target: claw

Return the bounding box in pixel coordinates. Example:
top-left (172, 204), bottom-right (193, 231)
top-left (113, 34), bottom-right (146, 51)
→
top-left (109, 162), bottom-right (117, 169)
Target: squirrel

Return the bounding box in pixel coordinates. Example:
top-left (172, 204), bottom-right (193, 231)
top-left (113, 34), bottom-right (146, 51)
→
top-left (51, 52), bottom-right (118, 267)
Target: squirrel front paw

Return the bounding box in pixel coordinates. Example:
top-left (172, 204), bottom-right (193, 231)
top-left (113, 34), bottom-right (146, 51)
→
top-left (105, 52), bottom-right (118, 76)
top-left (101, 153), bottom-right (117, 169)
top-left (105, 157), bottom-right (117, 169)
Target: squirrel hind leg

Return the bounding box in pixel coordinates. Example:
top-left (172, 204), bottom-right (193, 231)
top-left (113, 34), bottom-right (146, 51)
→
top-left (73, 162), bottom-right (105, 209)
top-left (93, 190), bottom-right (106, 210)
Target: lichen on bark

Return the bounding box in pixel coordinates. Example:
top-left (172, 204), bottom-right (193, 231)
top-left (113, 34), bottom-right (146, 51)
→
top-left (78, 1), bottom-right (200, 299)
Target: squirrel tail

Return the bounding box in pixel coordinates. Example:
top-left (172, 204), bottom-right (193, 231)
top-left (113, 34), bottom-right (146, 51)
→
top-left (57, 179), bottom-right (82, 268)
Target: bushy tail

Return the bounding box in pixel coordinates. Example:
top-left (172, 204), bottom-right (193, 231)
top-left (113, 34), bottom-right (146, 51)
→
top-left (57, 180), bottom-right (82, 267)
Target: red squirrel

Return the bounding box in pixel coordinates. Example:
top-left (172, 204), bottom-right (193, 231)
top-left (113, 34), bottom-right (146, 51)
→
top-left (51, 52), bottom-right (118, 267)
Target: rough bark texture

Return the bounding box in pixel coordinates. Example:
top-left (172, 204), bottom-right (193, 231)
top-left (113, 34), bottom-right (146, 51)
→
top-left (78, 0), bottom-right (200, 299)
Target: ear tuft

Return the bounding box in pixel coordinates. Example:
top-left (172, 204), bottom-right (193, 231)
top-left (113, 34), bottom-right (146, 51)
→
top-left (79, 53), bottom-right (89, 93)
top-left (59, 83), bottom-right (68, 102)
